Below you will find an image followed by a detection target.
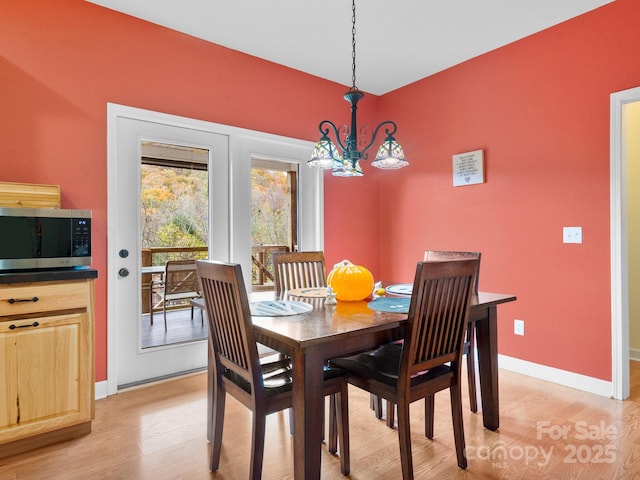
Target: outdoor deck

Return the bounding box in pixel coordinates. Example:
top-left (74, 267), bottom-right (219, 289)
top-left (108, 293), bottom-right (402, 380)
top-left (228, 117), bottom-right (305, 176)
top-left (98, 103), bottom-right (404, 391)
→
top-left (141, 307), bottom-right (207, 349)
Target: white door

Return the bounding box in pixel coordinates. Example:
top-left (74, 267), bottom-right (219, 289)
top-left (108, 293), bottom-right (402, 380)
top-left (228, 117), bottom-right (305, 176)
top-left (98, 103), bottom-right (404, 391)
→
top-left (108, 110), bottom-right (229, 389)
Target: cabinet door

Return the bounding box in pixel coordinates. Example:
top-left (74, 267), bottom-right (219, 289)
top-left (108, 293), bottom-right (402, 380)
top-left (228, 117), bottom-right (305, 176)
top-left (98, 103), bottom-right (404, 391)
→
top-left (0, 312), bottom-right (91, 440)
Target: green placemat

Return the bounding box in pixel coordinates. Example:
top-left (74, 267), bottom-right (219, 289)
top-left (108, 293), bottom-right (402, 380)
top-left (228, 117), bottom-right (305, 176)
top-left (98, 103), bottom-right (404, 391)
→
top-left (367, 297), bottom-right (410, 313)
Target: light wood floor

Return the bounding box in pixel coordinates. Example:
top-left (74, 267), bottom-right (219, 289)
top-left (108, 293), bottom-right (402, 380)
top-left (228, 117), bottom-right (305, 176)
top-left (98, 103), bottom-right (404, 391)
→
top-left (3, 363), bottom-right (640, 479)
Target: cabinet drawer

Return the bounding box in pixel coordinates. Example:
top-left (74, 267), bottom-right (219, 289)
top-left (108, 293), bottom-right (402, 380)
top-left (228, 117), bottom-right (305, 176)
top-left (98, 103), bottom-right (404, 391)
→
top-left (0, 281), bottom-right (90, 316)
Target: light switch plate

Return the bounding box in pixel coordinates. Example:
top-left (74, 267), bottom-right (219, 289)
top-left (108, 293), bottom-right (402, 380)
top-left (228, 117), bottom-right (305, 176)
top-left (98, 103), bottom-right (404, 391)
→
top-left (563, 226), bottom-right (582, 244)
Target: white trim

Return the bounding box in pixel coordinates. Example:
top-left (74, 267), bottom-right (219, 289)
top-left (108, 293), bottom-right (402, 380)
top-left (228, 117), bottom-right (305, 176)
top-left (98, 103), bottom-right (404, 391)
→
top-left (630, 348), bottom-right (640, 362)
top-left (609, 87), bottom-right (640, 400)
top-left (106, 103), bottom-right (321, 397)
top-left (498, 355), bottom-right (612, 398)
top-left (107, 104), bottom-right (315, 151)
top-left (95, 381), bottom-right (108, 400)
top-left (106, 104), bottom-right (119, 396)
top-left (229, 133), bottom-right (323, 290)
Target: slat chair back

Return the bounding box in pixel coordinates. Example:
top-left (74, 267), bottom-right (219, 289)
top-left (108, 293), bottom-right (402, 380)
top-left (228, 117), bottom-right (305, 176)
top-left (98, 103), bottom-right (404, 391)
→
top-left (423, 250), bottom-right (480, 294)
top-left (164, 259), bottom-right (201, 294)
top-left (151, 259), bottom-right (202, 330)
top-left (197, 261), bottom-right (263, 405)
top-left (272, 251), bottom-right (326, 296)
top-left (424, 250), bottom-right (480, 412)
top-left (403, 260), bottom-right (477, 379)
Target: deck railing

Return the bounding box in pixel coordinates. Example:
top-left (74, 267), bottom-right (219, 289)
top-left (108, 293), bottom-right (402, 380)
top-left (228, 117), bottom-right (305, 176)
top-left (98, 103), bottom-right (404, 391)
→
top-left (141, 245), bottom-right (290, 312)
top-left (141, 247), bottom-right (208, 314)
top-left (251, 244), bottom-right (290, 291)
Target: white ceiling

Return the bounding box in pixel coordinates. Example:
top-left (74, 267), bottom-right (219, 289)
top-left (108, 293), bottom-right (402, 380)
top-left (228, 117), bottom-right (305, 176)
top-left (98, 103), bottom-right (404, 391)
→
top-left (88, 0), bottom-right (613, 95)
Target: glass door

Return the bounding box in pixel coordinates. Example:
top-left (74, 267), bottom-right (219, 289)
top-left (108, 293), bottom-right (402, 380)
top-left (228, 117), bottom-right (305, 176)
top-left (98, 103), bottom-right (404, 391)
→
top-left (250, 158), bottom-right (298, 292)
top-left (112, 116), bottom-right (228, 389)
top-left (140, 142), bottom-right (209, 348)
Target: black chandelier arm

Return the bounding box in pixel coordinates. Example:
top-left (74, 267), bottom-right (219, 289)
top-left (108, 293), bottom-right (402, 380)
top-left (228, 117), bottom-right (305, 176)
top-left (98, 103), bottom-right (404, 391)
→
top-left (359, 120), bottom-right (398, 157)
top-left (318, 120), bottom-right (348, 152)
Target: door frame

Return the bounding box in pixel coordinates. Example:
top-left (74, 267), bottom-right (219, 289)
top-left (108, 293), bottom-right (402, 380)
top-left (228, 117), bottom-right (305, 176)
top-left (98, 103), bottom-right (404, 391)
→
top-left (610, 86), bottom-right (640, 400)
top-left (106, 103), bottom-right (322, 395)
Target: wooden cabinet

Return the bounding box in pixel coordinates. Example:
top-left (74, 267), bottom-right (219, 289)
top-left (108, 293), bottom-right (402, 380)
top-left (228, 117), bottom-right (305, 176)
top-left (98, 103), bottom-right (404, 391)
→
top-left (0, 277), bottom-right (95, 458)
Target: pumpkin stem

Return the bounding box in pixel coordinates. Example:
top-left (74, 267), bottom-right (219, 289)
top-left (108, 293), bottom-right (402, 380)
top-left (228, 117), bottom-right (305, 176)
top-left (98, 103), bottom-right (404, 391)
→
top-left (334, 259), bottom-right (353, 269)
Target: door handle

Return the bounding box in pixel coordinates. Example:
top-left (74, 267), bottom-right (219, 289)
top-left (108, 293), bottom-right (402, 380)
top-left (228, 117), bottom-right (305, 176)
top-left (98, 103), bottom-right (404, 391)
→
top-left (9, 321), bottom-right (40, 330)
top-left (119, 268), bottom-right (130, 278)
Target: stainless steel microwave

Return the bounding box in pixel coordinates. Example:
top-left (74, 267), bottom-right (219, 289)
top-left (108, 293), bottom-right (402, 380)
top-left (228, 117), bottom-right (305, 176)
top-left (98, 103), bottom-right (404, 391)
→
top-left (0, 207), bottom-right (91, 270)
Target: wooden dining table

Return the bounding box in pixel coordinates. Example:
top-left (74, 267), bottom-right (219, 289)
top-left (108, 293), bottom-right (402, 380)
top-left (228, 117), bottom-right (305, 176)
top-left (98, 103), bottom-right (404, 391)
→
top-left (246, 289), bottom-right (516, 480)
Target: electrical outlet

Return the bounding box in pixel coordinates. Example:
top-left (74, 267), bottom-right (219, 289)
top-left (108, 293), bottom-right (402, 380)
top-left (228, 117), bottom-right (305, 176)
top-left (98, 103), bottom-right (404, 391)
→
top-left (514, 319), bottom-right (525, 336)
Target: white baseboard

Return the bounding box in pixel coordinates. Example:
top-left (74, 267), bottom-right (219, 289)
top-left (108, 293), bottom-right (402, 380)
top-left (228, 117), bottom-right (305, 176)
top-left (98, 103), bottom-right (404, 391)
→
top-left (498, 354), bottom-right (613, 398)
top-left (630, 348), bottom-right (640, 361)
top-left (95, 381), bottom-right (109, 400)
top-left (94, 357), bottom-right (616, 401)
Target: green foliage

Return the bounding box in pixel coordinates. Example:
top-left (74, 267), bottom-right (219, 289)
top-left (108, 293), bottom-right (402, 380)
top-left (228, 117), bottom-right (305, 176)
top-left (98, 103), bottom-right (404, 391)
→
top-left (251, 168), bottom-right (290, 246)
top-left (141, 163), bottom-right (293, 286)
top-left (141, 165), bottom-right (208, 250)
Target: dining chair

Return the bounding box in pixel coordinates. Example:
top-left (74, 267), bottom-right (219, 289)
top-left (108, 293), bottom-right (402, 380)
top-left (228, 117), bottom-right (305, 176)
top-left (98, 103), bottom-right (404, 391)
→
top-left (149, 259), bottom-right (202, 331)
top-left (373, 250), bottom-right (481, 427)
top-left (272, 250), bottom-right (327, 296)
top-left (195, 260), bottom-right (350, 478)
top-left (271, 250), bottom-right (342, 439)
top-left (425, 250), bottom-right (481, 412)
top-left (329, 259), bottom-right (479, 480)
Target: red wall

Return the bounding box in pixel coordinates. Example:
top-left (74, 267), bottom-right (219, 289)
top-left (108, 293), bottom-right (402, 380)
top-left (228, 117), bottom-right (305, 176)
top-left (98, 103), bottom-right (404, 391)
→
top-left (2, 0), bottom-right (639, 384)
top-left (0, 0), bottom-right (378, 382)
top-left (375, 0), bottom-right (640, 381)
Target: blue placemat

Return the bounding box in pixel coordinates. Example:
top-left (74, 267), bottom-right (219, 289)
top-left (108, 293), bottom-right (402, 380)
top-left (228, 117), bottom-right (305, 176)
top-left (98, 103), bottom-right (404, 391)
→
top-left (367, 297), bottom-right (410, 313)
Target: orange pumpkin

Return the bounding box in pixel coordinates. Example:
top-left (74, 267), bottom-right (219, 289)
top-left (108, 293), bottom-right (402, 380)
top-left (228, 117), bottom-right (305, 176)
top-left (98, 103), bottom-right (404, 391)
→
top-left (327, 260), bottom-right (374, 301)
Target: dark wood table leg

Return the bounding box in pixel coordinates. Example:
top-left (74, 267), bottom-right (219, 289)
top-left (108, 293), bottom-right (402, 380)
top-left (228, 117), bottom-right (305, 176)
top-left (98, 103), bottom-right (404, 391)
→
top-left (292, 345), bottom-right (324, 480)
top-left (475, 305), bottom-right (500, 431)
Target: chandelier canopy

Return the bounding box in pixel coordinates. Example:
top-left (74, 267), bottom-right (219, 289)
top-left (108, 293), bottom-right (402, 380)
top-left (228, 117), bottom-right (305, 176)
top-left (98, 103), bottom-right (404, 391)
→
top-left (308, 0), bottom-right (408, 177)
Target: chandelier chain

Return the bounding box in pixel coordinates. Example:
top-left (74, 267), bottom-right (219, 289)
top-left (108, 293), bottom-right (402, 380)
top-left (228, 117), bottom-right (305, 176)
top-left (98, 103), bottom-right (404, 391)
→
top-left (351, 0), bottom-right (357, 89)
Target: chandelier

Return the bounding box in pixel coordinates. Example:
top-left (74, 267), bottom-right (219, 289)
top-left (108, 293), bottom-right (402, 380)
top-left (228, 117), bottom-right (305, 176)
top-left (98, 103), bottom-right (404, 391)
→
top-left (308, 0), bottom-right (409, 177)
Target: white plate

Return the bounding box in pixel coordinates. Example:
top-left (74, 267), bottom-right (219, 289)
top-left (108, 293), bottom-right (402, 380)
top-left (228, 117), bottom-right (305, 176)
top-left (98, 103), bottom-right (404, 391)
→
top-left (385, 283), bottom-right (413, 296)
top-left (287, 287), bottom-right (327, 298)
top-left (250, 300), bottom-right (313, 316)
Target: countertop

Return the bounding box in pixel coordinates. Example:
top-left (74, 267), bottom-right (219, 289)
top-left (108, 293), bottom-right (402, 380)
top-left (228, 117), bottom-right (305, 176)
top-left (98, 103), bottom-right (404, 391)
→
top-left (0, 267), bottom-right (98, 284)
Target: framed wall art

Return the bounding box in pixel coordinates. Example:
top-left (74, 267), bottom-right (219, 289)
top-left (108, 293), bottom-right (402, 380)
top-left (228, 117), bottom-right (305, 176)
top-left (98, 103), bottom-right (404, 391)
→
top-left (452, 149), bottom-right (484, 186)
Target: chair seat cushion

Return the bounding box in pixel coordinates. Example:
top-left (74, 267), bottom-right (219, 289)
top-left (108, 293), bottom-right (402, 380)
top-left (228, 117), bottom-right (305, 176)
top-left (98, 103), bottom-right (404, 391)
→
top-left (259, 353), bottom-right (291, 374)
top-left (329, 343), bottom-right (451, 388)
top-left (224, 362), bottom-right (346, 397)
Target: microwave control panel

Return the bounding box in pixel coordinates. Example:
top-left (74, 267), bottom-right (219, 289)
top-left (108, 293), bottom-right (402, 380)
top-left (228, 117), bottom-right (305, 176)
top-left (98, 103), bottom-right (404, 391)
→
top-left (72, 218), bottom-right (91, 257)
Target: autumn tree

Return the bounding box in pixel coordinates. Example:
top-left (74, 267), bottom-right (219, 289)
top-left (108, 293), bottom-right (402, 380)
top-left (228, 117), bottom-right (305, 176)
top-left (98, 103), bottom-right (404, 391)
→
top-left (141, 163), bottom-right (291, 284)
top-left (141, 165), bottom-right (208, 261)
top-left (251, 168), bottom-right (290, 246)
